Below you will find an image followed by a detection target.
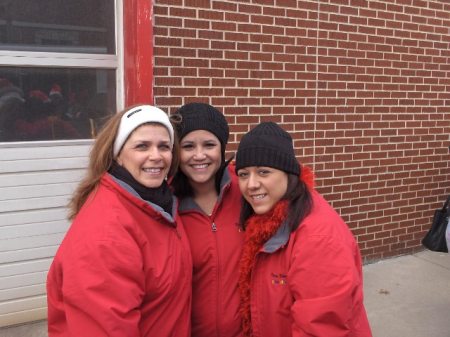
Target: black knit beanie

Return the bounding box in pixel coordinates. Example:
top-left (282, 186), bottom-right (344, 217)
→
top-left (235, 122), bottom-right (300, 175)
top-left (175, 102), bottom-right (229, 151)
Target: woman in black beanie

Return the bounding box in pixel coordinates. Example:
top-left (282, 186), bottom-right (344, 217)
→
top-left (235, 122), bottom-right (372, 337)
top-left (171, 102), bottom-right (244, 337)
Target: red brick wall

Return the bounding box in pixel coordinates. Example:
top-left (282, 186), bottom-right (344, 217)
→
top-left (152, 0), bottom-right (450, 262)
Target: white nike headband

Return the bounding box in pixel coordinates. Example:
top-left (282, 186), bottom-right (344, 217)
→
top-left (113, 105), bottom-right (174, 157)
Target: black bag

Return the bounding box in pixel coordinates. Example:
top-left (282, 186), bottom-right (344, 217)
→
top-left (421, 195), bottom-right (450, 253)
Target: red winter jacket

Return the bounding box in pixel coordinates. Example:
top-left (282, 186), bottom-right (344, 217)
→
top-left (178, 165), bottom-right (244, 337)
top-left (47, 173), bottom-right (192, 337)
top-left (247, 191), bottom-right (372, 337)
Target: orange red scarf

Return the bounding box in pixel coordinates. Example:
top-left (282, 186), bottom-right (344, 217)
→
top-left (238, 165), bottom-right (314, 336)
top-left (238, 200), bottom-right (289, 337)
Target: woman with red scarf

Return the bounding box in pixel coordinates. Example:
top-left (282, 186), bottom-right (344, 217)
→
top-left (235, 122), bottom-right (372, 337)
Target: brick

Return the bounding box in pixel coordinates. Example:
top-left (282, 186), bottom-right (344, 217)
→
top-left (263, 6), bottom-right (285, 16)
top-left (169, 47), bottom-right (196, 57)
top-left (184, 77), bottom-right (210, 86)
top-left (212, 21), bottom-right (237, 32)
top-left (262, 25), bottom-right (285, 35)
top-left (183, 39), bottom-right (209, 48)
top-left (238, 4), bottom-right (262, 14)
top-left (212, 1), bottom-right (237, 11)
top-left (152, 0), bottom-right (450, 260)
top-left (225, 50), bottom-right (249, 60)
top-left (198, 30), bottom-right (224, 40)
top-left (275, 0), bottom-right (297, 7)
top-left (198, 49), bottom-right (223, 58)
top-left (169, 7), bottom-right (196, 18)
top-left (198, 10), bottom-right (224, 21)
top-left (225, 12), bottom-right (250, 23)
top-left (198, 68), bottom-right (224, 77)
top-left (211, 40), bottom-right (236, 50)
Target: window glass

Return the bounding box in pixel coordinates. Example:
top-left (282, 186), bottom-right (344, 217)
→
top-left (0, 67), bottom-right (116, 141)
top-left (0, 0), bottom-right (115, 54)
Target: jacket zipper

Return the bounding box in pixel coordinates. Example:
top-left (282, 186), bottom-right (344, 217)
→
top-left (211, 220), bottom-right (220, 336)
top-left (175, 226), bottom-right (181, 239)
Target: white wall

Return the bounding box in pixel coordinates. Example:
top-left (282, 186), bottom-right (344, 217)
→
top-left (0, 142), bottom-right (90, 327)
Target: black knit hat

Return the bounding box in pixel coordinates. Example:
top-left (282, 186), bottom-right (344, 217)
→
top-left (175, 102), bottom-right (229, 150)
top-left (235, 122), bottom-right (300, 175)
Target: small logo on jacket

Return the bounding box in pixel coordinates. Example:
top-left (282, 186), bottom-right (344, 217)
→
top-left (271, 273), bottom-right (287, 285)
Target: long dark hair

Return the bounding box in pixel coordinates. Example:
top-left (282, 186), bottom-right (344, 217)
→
top-left (239, 173), bottom-right (313, 231)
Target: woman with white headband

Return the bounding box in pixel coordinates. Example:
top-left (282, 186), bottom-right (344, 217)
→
top-left (46, 105), bottom-right (192, 337)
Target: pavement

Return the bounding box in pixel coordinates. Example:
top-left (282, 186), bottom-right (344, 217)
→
top-left (1, 249), bottom-right (449, 337)
top-left (363, 249), bottom-right (450, 337)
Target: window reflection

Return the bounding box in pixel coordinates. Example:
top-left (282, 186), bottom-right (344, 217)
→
top-left (0, 0), bottom-right (115, 54)
top-left (0, 67), bottom-right (116, 142)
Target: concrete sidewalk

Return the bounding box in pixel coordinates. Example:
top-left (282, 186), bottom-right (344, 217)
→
top-left (364, 249), bottom-right (450, 337)
top-left (1, 250), bottom-right (449, 337)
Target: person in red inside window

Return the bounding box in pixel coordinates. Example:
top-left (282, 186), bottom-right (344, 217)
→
top-left (235, 122), bottom-right (372, 337)
top-left (170, 102), bottom-right (244, 337)
top-left (46, 105), bottom-right (192, 337)
top-left (14, 89), bottom-right (79, 140)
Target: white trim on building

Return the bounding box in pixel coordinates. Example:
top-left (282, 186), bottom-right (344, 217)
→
top-left (0, 0), bottom-right (124, 327)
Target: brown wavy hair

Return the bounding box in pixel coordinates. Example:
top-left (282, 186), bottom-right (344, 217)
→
top-left (67, 105), bottom-right (179, 220)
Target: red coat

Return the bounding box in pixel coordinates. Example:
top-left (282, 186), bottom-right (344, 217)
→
top-left (47, 174), bottom-right (192, 337)
top-left (248, 191), bottom-right (372, 337)
top-left (178, 165), bottom-right (244, 337)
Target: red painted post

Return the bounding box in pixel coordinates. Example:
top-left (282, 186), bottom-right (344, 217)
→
top-left (123, 0), bottom-right (153, 106)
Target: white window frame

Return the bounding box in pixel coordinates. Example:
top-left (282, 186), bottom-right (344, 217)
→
top-left (0, 0), bottom-right (124, 148)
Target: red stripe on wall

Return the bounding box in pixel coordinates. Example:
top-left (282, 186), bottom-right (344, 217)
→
top-left (123, 0), bottom-right (153, 106)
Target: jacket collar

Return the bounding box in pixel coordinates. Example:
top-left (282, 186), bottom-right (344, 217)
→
top-left (178, 165), bottom-right (232, 213)
top-left (262, 220), bottom-right (291, 253)
top-left (109, 174), bottom-right (177, 223)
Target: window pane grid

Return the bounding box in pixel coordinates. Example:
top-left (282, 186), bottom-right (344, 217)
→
top-left (0, 51), bottom-right (118, 68)
top-left (0, 1), bottom-right (119, 143)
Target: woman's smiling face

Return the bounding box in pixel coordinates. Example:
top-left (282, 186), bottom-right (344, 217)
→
top-left (237, 166), bottom-right (288, 214)
top-left (179, 129), bottom-right (222, 189)
top-left (117, 123), bottom-right (172, 188)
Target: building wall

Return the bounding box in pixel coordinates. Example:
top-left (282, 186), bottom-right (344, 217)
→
top-left (0, 143), bottom-right (89, 326)
top-left (0, 0), bottom-right (142, 326)
top-left (152, 0), bottom-right (450, 261)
